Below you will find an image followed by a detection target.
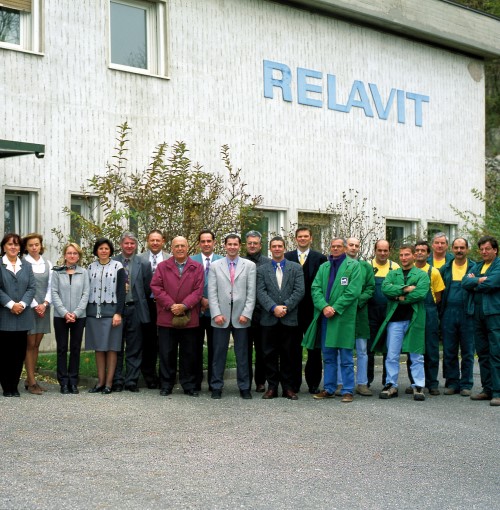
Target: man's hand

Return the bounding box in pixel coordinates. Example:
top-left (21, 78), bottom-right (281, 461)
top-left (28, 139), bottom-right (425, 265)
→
top-left (171, 304), bottom-right (186, 316)
top-left (403, 285), bottom-right (416, 293)
top-left (238, 315), bottom-right (249, 325)
top-left (200, 297), bottom-right (209, 312)
top-left (214, 315), bottom-right (226, 326)
top-left (322, 306), bottom-right (335, 318)
top-left (273, 306), bottom-right (287, 318)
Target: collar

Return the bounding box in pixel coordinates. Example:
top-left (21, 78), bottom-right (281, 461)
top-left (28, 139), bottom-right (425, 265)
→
top-left (297, 248), bottom-right (310, 257)
top-left (272, 259), bottom-right (286, 270)
top-left (25, 254), bottom-right (45, 265)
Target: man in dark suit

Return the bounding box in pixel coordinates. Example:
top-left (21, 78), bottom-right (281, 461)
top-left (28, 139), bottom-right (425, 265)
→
top-left (139, 229), bottom-right (170, 388)
top-left (285, 227), bottom-right (327, 393)
top-left (112, 232), bottom-right (152, 392)
top-left (257, 236), bottom-right (304, 399)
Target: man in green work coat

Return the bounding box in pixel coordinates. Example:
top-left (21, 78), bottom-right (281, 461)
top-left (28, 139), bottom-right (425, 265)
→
top-left (302, 238), bottom-right (362, 402)
top-left (372, 244), bottom-right (429, 401)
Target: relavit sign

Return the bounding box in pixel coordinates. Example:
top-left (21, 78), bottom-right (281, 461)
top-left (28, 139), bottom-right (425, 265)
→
top-left (263, 60), bottom-right (429, 127)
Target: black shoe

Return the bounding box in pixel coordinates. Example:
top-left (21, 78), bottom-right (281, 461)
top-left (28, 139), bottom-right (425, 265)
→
top-left (12, 390), bottom-right (20, 397)
top-left (111, 384), bottom-right (123, 392)
top-left (184, 389), bottom-right (199, 397)
top-left (60, 385), bottom-right (71, 395)
top-left (160, 388), bottom-right (172, 396)
top-left (102, 386), bottom-right (112, 394)
top-left (88, 385), bottom-right (104, 393)
top-left (125, 385), bottom-right (140, 393)
top-left (240, 390), bottom-right (252, 400)
top-left (211, 389), bottom-right (222, 399)
top-left (69, 385), bottom-right (79, 394)
top-left (308, 386), bottom-right (320, 395)
top-left (3, 392), bottom-right (14, 397)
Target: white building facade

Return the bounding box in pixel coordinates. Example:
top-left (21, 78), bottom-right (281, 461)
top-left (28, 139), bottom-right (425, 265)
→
top-left (1, 0), bottom-right (500, 256)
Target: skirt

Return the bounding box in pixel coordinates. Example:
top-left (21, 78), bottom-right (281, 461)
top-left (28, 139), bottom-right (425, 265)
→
top-left (28, 307), bottom-right (51, 335)
top-left (85, 317), bottom-right (123, 352)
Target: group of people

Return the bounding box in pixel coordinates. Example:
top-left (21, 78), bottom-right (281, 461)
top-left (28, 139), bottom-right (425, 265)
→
top-left (0, 228), bottom-right (498, 407)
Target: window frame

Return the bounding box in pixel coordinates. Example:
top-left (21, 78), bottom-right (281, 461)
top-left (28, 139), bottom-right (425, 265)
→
top-left (70, 194), bottom-right (100, 246)
top-left (108, 0), bottom-right (169, 78)
top-left (385, 219), bottom-right (417, 248)
top-left (4, 188), bottom-right (38, 235)
top-left (0, 0), bottom-right (44, 54)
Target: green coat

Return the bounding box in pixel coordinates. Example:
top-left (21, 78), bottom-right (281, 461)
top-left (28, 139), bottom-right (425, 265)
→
top-left (302, 257), bottom-right (362, 350)
top-left (371, 266), bottom-right (429, 354)
top-left (355, 260), bottom-right (375, 339)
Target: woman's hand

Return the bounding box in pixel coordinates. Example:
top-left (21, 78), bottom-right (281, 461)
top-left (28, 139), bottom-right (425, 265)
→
top-left (112, 313), bottom-right (122, 327)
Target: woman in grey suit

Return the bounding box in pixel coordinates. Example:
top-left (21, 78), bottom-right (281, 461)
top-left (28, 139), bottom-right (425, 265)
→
top-left (0, 233), bottom-right (36, 397)
top-left (51, 243), bottom-right (89, 394)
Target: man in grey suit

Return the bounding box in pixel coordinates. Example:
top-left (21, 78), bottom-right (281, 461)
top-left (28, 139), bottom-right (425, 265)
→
top-left (208, 233), bottom-right (256, 399)
top-left (191, 229), bottom-right (223, 391)
top-left (257, 236), bottom-right (305, 400)
top-left (139, 229), bottom-right (170, 388)
top-left (112, 232), bottom-right (152, 392)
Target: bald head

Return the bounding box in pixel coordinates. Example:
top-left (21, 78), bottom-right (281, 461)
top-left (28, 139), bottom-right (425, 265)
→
top-left (171, 236), bottom-right (188, 263)
top-left (346, 237), bottom-right (360, 259)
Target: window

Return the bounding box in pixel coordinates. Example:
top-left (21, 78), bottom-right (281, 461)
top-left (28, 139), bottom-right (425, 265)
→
top-left (386, 219), bottom-right (415, 248)
top-left (243, 209), bottom-right (286, 253)
top-left (109, 0), bottom-right (168, 77)
top-left (0, 1), bottom-right (43, 53)
top-left (4, 190), bottom-right (37, 235)
top-left (70, 195), bottom-right (100, 245)
top-left (427, 222), bottom-right (455, 243)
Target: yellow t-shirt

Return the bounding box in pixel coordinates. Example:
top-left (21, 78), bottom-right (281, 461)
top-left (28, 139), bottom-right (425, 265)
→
top-left (481, 262), bottom-right (492, 275)
top-left (452, 261), bottom-right (467, 281)
top-left (431, 257), bottom-right (447, 270)
top-left (417, 263), bottom-right (445, 302)
top-left (371, 259), bottom-right (400, 278)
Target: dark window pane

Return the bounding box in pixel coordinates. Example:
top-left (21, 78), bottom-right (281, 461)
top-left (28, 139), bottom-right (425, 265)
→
top-left (110, 2), bottom-right (147, 69)
top-left (0, 8), bottom-right (20, 45)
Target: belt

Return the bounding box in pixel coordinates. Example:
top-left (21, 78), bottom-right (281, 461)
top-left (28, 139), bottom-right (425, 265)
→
top-left (125, 301), bottom-right (135, 306)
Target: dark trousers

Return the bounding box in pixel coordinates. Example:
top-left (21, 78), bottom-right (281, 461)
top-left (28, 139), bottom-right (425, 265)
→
top-left (211, 325), bottom-right (249, 391)
top-left (158, 326), bottom-right (197, 391)
top-left (441, 306), bottom-right (474, 390)
top-left (114, 303), bottom-right (144, 387)
top-left (262, 322), bottom-right (297, 392)
top-left (141, 298), bottom-right (159, 385)
top-left (195, 315), bottom-right (214, 390)
top-left (473, 309), bottom-right (500, 398)
top-left (54, 317), bottom-right (85, 386)
top-left (0, 330), bottom-right (27, 393)
top-left (247, 322), bottom-right (266, 388)
top-left (368, 304), bottom-right (387, 385)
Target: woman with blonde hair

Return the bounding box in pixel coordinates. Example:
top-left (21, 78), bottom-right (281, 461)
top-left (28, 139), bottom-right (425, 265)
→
top-left (22, 233), bottom-right (53, 395)
top-left (51, 242), bottom-right (89, 394)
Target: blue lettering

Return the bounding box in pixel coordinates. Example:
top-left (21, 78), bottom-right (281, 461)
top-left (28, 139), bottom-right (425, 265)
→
top-left (327, 74), bottom-right (349, 113)
top-left (263, 60), bottom-right (292, 102)
top-left (346, 80), bottom-right (374, 118)
top-left (369, 83), bottom-right (396, 120)
top-left (397, 89), bottom-right (406, 124)
top-left (297, 67), bottom-right (322, 108)
top-left (406, 92), bottom-right (430, 127)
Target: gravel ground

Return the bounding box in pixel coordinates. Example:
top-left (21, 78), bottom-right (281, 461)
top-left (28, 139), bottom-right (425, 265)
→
top-left (1, 359), bottom-right (498, 510)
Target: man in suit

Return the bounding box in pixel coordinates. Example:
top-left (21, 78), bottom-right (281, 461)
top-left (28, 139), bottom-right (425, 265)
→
top-left (112, 232), bottom-right (152, 392)
top-left (257, 236), bottom-right (304, 400)
top-left (139, 229), bottom-right (170, 389)
top-left (302, 237), bottom-right (362, 403)
top-left (243, 230), bottom-right (270, 392)
top-left (208, 233), bottom-right (256, 399)
top-left (191, 229), bottom-right (223, 391)
top-left (285, 227), bottom-right (327, 394)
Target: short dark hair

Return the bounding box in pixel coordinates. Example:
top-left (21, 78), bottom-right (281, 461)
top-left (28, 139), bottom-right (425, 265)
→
top-left (295, 227), bottom-right (312, 237)
top-left (198, 229), bottom-right (215, 242)
top-left (452, 237), bottom-right (469, 248)
top-left (146, 229), bottom-right (165, 240)
top-left (22, 232), bottom-right (45, 255)
top-left (415, 240), bottom-right (431, 254)
top-left (399, 243), bottom-right (415, 254)
top-left (1, 233), bottom-right (22, 256)
top-left (93, 237), bottom-right (115, 257)
top-left (269, 236), bottom-right (285, 248)
top-left (478, 235), bottom-right (498, 251)
top-left (224, 233), bottom-right (241, 244)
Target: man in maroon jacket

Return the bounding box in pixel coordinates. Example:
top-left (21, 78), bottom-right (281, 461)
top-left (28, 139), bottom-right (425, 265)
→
top-left (150, 236), bottom-right (204, 397)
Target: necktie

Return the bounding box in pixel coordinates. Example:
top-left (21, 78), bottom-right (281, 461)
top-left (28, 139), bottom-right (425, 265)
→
top-left (123, 258), bottom-right (130, 284)
top-left (152, 254), bottom-right (157, 273)
top-left (230, 261), bottom-right (235, 286)
top-left (205, 257), bottom-right (210, 278)
top-left (299, 253), bottom-right (305, 266)
top-left (276, 264), bottom-right (283, 289)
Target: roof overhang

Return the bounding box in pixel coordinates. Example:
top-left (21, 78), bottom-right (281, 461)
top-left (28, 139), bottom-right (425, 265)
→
top-left (273, 0), bottom-right (500, 59)
top-left (0, 139), bottom-right (45, 159)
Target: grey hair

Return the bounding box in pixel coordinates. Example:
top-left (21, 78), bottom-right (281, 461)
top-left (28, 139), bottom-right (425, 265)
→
top-left (120, 231), bottom-right (139, 244)
top-left (331, 237), bottom-right (347, 247)
top-left (432, 232), bottom-right (449, 244)
top-left (245, 230), bottom-right (262, 240)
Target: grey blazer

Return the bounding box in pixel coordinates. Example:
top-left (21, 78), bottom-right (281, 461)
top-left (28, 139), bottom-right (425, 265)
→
top-left (208, 257), bottom-right (256, 329)
top-left (256, 260), bottom-right (305, 327)
top-left (114, 254), bottom-right (152, 324)
top-left (0, 259), bottom-right (36, 331)
top-left (51, 267), bottom-right (90, 319)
